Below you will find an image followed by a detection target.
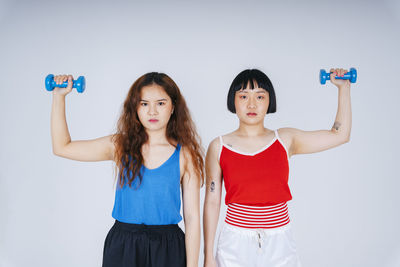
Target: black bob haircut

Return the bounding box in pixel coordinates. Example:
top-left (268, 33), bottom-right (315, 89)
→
top-left (227, 69), bottom-right (276, 114)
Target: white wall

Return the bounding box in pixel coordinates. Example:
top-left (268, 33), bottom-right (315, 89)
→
top-left (1, 0), bottom-right (399, 266)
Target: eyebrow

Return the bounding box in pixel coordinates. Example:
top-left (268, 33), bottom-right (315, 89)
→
top-left (238, 90), bottom-right (266, 94)
top-left (140, 99), bottom-right (168, 102)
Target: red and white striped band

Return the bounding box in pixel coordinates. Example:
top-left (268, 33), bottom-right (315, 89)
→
top-left (225, 202), bottom-right (290, 229)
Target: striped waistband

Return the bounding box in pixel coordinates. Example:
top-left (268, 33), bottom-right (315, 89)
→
top-left (225, 202), bottom-right (290, 229)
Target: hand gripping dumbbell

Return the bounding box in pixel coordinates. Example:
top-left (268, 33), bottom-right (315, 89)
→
top-left (45, 74), bottom-right (86, 93)
top-left (319, 68), bottom-right (357, 85)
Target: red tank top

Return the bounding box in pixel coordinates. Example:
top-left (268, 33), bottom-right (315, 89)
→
top-left (219, 130), bottom-right (292, 206)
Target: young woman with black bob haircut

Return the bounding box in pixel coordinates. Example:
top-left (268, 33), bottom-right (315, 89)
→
top-left (51, 72), bottom-right (203, 267)
top-left (203, 68), bottom-right (352, 266)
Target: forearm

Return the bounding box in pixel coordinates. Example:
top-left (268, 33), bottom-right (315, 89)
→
top-left (51, 94), bottom-right (72, 153)
top-left (203, 199), bottom-right (221, 260)
top-left (332, 84), bottom-right (352, 140)
top-left (184, 215), bottom-right (200, 267)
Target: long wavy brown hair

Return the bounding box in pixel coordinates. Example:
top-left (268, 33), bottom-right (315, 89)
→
top-left (112, 72), bottom-right (204, 188)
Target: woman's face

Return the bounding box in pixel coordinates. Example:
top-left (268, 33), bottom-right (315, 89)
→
top-left (234, 87), bottom-right (270, 125)
top-left (137, 84), bottom-right (174, 132)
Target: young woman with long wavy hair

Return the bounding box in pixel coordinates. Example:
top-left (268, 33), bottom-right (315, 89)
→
top-left (51, 72), bottom-right (204, 267)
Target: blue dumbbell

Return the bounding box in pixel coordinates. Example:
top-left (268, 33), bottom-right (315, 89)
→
top-left (45, 74), bottom-right (86, 93)
top-left (320, 68), bottom-right (357, 85)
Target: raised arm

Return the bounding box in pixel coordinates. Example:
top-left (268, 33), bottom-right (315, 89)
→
top-left (181, 147), bottom-right (201, 267)
top-left (51, 75), bottom-right (114, 162)
top-left (286, 68), bottom-right (352, 156)
top-left (203, 138), bottom-right (223, 267)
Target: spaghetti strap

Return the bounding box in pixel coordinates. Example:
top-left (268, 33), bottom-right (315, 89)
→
top-left (274, 129), bottom-right (279, 139)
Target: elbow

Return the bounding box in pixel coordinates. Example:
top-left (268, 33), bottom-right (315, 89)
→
top-left (342, 135), bottom-right (350, 144)
top-left (334, 130), bottom-right (350, 144)
top-left (52, 148), bottom-right (60, 156)
top-left (52, 146), bottom-right (65, 157)
top-left (344, 132), bottom-right (351, 143)
top-left (52, 142), bottom-right (70, 157)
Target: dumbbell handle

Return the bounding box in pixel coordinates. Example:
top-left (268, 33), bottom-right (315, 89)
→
top-left (326, 72), bottom-right (351, 80)
top-left (45, 74), bottom-right (86, 93)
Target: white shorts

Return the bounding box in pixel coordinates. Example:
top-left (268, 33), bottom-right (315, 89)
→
top-left (216, 223), bottom-right (302, 267)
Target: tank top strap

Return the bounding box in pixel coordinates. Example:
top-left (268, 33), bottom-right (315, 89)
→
top-left (172, 143), bottom-right (181, 163)
top-left (176, 143), bottom-right (182, 152)
top-left (274, 129), bottom-right (279, 139)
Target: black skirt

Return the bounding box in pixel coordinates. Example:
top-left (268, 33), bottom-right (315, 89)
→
top-left (102, 220), bottom-right (186, 267)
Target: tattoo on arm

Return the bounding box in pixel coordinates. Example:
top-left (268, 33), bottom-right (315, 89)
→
top-left (332, 121), bottom-right (341, 131)
top-left (210, 181), bottom-right (215, 192)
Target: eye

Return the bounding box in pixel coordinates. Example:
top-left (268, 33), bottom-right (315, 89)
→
top-left (140, 102), bottom-right (148, 106)
top-left (239, 95), bottom-right (247, 99)
top-left (257, 95), bottom-right (265, 100)
top-left (158, 102), bottom-right (166, 106)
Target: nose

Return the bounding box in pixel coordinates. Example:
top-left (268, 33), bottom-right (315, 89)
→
top-left (247, 96), bottom-right (256, 109)
top-left (148, 103), bottom-right (158, 115)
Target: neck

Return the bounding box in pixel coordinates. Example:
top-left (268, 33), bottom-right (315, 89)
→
top-left (237, 121), bottom-right (267, 137)
top-left (145, 127), bottom-right (169, 145)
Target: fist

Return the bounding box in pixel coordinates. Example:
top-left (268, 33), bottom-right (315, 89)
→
top-left (329, 68), bottom-right (350, 88)
top-left (52, 74), bottom-right (74, 96)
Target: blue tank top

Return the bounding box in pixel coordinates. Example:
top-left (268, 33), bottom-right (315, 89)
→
top-left (112, 144), bottom-right (182, 225)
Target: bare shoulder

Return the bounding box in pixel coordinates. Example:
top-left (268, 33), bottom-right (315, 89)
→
top-left (207, 130), bottom-right (236, 153)
top-left (219, 130), bottom-right (238, 145)
top-left (276, 127), bottom-right (297, 138)
top-left (180, 145), bottom-right (192, 160)
top-left (208, 137), bottom-right (221, 151)
top-left (179, 145), bottom-right (192, 179)
top-left (106, 134), bottom-right (116, 145)
top-left (99, 134), bottom-right (116, 159)
top-left (180, 143), bottom-right (201, 168)
top-left (108, 134), bottom-right (118, 160)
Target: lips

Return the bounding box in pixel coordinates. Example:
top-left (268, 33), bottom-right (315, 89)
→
top-left (246, 113), bottom-right (257, 116)
top-left (149, 119), bottom-right (159, 123)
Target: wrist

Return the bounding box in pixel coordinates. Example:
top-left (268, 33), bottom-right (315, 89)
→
top-left (338, 83), bottom-right (351, 91)
top-left (53, 93), bottom-right (66, 100)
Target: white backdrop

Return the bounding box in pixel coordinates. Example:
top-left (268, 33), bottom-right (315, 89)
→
top-left (1, 0), bottom-right (399, 266)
